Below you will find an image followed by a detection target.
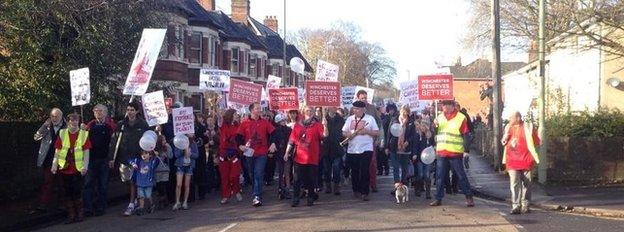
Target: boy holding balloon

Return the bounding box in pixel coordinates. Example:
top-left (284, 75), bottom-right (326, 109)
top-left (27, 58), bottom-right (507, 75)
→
top-left (128, 149), bottom-right (159, 215)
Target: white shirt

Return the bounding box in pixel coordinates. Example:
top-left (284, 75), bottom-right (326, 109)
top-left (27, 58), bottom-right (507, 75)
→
top-left (341, 114), bottom-right (379, 154)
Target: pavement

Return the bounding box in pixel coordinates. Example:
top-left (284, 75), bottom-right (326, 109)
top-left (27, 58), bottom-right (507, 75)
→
top-left (466, 152), bottom-right (624, 218)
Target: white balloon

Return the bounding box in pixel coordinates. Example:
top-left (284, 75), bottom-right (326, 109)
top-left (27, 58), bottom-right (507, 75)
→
top-left (420, 146), bottom-right (436, 165)
top-left (143, 130), bottom-right (158, 141)
top-left (390, 123), bottom-right (403, 137)
top-left (139, 135), bottom-right (156, 151)
top-left (173, 134), bottom-right (190, 150)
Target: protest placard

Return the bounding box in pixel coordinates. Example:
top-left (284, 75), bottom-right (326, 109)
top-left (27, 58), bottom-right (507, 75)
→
top-left (123, 28), bottom-right (167, 96)
top-left (305, 81), bottom-right (341, 107)
top-left (315, 60), bottom-right (339, 81)
top-left (142, 91), bottom-right (168, 126)
top-left (417, 74), bottom-right (454, 100)
top-left (269, 88), bottom-right (299, 110)
top-left (341, 86), bottom-right (356, 108)
top-left (228, 79), bottom-right (263, 106)
top-left (173, 107), bottom-right (194, 136)
top-left (399, 80), bottom-right (428, 112)
top-left (266, 75), bottom-right (282, 89)
top-left (199, 69), bottom-right (230, 92)
top-left (70, 67), bottom-right (90, 106)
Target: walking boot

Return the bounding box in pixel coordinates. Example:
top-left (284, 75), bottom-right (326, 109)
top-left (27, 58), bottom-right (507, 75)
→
top-left (64, 201), bottom-right (76, 224)
top-left (75, 198), bottom-right (85, 222)
top-left (413, 180), bottom-right (422, 197)
top-left (324, 182), bottom-right (332, 194)
top-left (333, 183), bottom-right (341, 195)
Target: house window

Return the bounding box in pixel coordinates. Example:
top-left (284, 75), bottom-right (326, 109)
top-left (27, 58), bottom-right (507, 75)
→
top-left (272, 63), bottom-right (279, 76)
top-left (209, 37), bottom-right (217, 67)
top-left (231, 47), bottom-right (239, 73)
top-left (249, 54), bottom-right (257, 78)
top-left (174, 25), bottom-right (185, 59)
top-left (188, 32), bottom-right (202, 64)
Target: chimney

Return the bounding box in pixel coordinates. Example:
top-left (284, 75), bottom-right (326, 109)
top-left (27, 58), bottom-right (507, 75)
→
top-left (528, 40), bottom-right (538, 63)
top-left (197, 0), bottom-right (215, 11)
top-left (263, 16), bottom-right (278, 33)
top-left (231, 0), bottom-right (250, 24)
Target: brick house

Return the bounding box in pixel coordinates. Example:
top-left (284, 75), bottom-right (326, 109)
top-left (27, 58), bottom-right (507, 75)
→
top-left (152, 0), bottom-right (312, 112)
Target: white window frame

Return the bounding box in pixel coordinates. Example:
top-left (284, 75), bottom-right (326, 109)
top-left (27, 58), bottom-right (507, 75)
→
top-left (231, 47), bottom-right (240, 73)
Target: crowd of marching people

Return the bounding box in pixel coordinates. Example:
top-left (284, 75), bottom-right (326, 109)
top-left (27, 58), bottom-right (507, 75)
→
top-left (33, 88), bottom-right (537, 225)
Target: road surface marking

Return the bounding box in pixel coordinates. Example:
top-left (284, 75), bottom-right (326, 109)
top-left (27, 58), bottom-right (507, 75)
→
top-left (218, 223), bottom-right (238, 232)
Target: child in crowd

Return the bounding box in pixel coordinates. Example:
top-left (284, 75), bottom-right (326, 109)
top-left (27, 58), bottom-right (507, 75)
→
top-left (154, 135), bottom-right (173, 209)
top-left (129, 150), bottom-right (160, 215)
top-left (172, 134), bottom-right (199, 210)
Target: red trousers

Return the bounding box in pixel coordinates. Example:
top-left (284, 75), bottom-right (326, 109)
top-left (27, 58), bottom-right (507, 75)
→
top-left (218, 157), bottom-right (242, 198)
top-left (369, 150), bottom-right (377, 188)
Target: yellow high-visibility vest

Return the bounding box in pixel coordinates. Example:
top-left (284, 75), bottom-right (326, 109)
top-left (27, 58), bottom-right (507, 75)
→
top-left (435, 112), bottom-right (466, 154)
top-left (58, 129), bottom-right (89, 170)
top-left (503, 123), bottom-right (540, 164)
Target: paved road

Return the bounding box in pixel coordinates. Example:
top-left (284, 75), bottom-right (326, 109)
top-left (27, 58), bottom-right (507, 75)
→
top-left (39, 175), bottom-right (624, 232)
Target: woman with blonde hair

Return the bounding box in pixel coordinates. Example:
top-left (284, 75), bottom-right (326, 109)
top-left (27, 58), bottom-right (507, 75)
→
top-left (385, 105), bottom-right (417, 192)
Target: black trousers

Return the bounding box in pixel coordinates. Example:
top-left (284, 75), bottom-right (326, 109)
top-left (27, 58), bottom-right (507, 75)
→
top-left (61, 173), bottom-right (84, 200)
top-left (377, 147), bottom-right (389, 174)
top-left (293, 163), bottom-right (318, 202)
top-left (265, 156), bottom-right (277, 183)
top-left (346, 151), bottom-right (373, 195)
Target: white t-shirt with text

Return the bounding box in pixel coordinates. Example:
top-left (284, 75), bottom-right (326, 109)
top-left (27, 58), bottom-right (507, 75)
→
top-left (341, 114), bottom-right (379, 154)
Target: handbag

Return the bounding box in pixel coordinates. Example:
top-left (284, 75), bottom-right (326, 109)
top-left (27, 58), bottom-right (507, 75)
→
top-left (155, 156), bottom-right (170, 182)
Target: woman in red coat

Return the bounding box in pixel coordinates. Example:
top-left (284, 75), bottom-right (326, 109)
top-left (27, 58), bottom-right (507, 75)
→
top-left (218, 109), bottom-right (243, 204)
top-left (501, 111), bottom-right (541, 215)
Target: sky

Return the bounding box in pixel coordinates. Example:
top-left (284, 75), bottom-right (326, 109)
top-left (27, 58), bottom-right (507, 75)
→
top-left (215, 0), bottom-right (526, 86)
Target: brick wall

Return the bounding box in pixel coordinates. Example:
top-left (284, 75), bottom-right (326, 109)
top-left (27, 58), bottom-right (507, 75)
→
top-left (453, 79), bottom-right (491, 119)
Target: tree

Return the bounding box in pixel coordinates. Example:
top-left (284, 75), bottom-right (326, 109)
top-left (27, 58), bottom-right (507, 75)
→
top-left (464, 0), bottom-right (624, 59)
top-left (0, 0), bottom-right (169, 121)
top-left (291, 21), bottom-right (397, 101)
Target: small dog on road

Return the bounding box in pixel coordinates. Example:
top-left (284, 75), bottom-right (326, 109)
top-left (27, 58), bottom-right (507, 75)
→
top-left (394, 183), bottom-right (409, 204)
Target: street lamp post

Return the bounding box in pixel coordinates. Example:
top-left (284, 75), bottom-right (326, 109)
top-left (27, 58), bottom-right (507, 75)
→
top-left (538, 0), bottom-right (548, 184)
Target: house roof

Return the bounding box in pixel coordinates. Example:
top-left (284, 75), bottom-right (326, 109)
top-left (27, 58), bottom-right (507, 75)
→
top-left (447, 59), bottom-right (526, 79)
top-left (250, 18), bottom-right (279, 37)
top-left (183, 0), bottom-right (224, 29)
top-left (200, 11), bottom-right (267, 50)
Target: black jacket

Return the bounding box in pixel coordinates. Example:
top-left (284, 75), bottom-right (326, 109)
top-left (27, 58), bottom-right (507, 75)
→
top-left (385, 117), bottom-right (417, 154)
top-left (108, 117), bottom-right (149, 165)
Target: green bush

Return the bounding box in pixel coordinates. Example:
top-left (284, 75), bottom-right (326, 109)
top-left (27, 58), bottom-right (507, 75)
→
top-left (546, 108), bottom-right (624, 137)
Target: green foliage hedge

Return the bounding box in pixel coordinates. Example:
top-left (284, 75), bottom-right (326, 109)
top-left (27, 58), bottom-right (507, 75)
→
top-left (546, 108), bottom-right (624, 137)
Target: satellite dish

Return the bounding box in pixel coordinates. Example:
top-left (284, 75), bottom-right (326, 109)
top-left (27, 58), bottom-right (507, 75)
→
top-left (290, 57), bottom-right (305, 75)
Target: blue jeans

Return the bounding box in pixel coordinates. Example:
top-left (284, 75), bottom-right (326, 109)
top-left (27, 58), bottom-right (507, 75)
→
top-left (323, 155), bottom-right (343, 183)
top-left (417, 160), bottom-right (432, 183)
top-left (435, 156), bottom-right (473, 200)
top-left (245, 155), bottom-right (268, 199)
top-left (83, 159), bottom-right (109, 213)
top-left (389, 152), bottom-right (410, 183)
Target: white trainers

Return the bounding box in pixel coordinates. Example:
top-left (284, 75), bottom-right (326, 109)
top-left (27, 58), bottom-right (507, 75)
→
top-left (220, 198), bottom-right (229, 204)
top-left (172, 202), bottom-right (181, 211)
top-left (236, 193), bottom-right (243, 202)
top-left (182, 202), bottom-right (189, 210)
top-left (123, 203), bottom-right (135, 216)
top-left (252, 197), bottom-right (262, 207)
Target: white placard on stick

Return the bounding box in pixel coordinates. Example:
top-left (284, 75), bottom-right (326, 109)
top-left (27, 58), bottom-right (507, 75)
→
top-left (69, 67), bottom-right (90, 106)
top-left (315, 60), bottom-right (339, 81)
top-left (172, 107), bottom-right (195, 136)
top-left (142, 90), bottom-right (168, 126)
top-left (266, 75), bottom-right (282, 89)
top-left (199, 69), bottom-right (231, 92)
top-left (122, 28), bottom-right (167, 96)
top-left (399, 80), bottom-right (428, 112)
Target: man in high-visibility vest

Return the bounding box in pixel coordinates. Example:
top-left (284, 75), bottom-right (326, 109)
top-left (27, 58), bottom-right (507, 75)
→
top-left (430, 100), bottom-right (475, 207)
top-left (51, 113), bottom-right (92, 224)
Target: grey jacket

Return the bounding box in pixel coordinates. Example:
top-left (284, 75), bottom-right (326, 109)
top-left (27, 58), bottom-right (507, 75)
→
top-left (34, 120), bottom-right (67, 167)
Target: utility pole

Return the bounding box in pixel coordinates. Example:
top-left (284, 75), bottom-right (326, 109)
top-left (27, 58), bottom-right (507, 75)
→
top-left (538, 0), bottom-right (548, 184)
top-left (491, 0), bottom-right (503, 171)
top-left (283, 0), bottom-right (288, 86)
